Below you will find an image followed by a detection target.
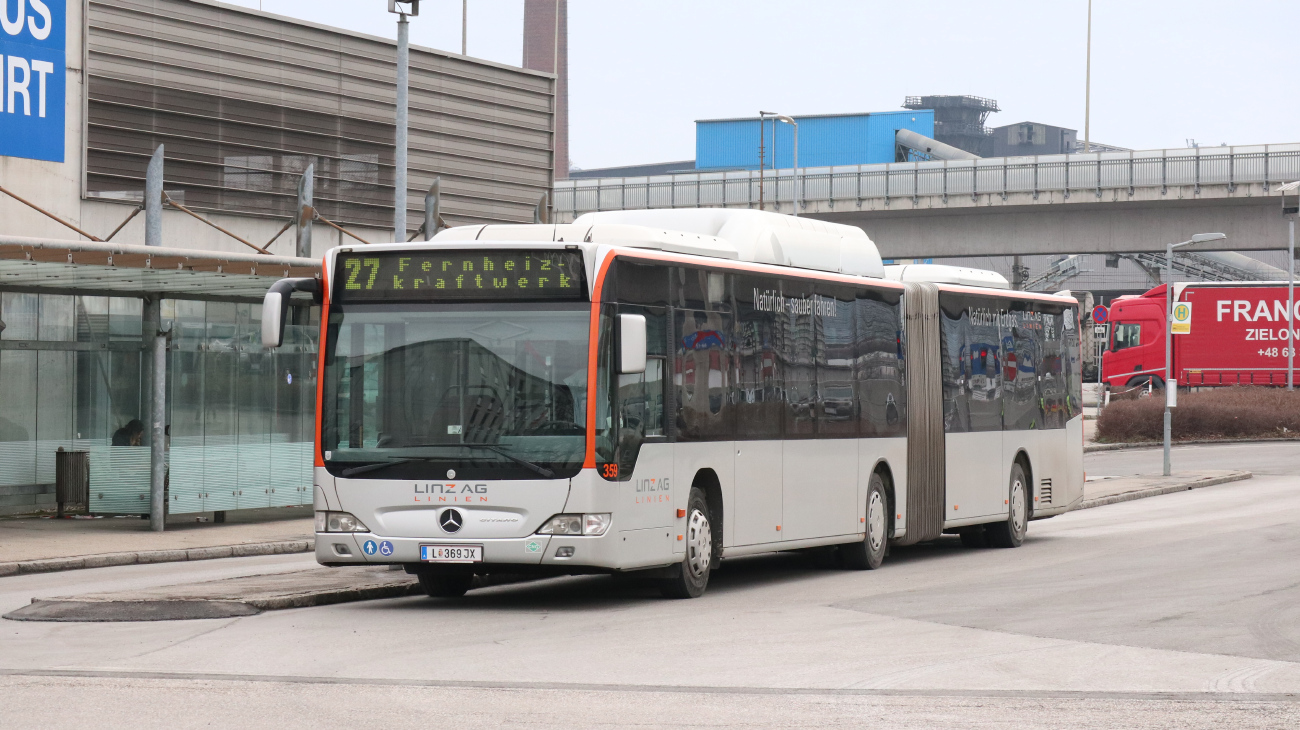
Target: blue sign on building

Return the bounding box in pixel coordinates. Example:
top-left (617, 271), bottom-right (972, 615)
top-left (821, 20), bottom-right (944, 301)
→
top-left (1, 0), bottom-right (65, 163)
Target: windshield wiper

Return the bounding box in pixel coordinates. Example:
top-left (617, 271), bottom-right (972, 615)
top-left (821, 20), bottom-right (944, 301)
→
top-left (336, 444), bottom-right (554, 479)
top-left (462, 443), bottom-right (555, 479)
top-left (339, 456), bottom-right (437, 478)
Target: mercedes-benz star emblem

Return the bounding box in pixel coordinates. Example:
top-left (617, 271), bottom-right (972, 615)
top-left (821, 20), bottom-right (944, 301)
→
top-left (439, 508), bottom-right (463, 533)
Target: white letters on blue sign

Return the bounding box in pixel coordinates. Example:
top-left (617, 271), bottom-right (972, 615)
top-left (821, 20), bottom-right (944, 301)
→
top-left (0, 0), bottom-right (64, 161)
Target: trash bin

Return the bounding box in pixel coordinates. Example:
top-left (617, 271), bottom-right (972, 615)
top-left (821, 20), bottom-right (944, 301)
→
top-left (55, 447), bottom-right (90, 517)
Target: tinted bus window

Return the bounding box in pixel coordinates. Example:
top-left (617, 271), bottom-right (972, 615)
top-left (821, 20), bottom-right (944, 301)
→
top-left (817, 282), bottom-right (858, 438)
top-left (779, 277), bottom-right (818, 438)
top-left (940, 293), bottom-right (1006, 433)
top-left (675, 306), bottom-right (734, 441)
top-left (1002, 302), bottom-right (1043, 431)
top-left (855, 289), bottom-right (905, 437)
top-left (734, 274), bottom-right (783, 439)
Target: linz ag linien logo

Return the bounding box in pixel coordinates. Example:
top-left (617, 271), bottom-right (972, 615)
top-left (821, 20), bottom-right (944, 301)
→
top-left (635, 477), bottom-right (671, 505)
top-left (414, 483), bottom-right (488, 503)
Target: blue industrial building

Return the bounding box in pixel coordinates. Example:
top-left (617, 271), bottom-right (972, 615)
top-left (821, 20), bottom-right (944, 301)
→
top-left (695, 110), bottom-right (935, 171)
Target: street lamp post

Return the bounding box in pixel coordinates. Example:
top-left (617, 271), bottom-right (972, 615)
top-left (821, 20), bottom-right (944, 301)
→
top-left (761, 112), bottom-right (800, 217)
top-left (1280, 181), bottom-right (1300, 392)
top-left (388, 1), bottom-right (420, 241)
top-left (1163, 232), bottom-right (1226, 476)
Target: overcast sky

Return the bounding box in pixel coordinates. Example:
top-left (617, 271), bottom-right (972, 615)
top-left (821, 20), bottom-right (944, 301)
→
top-left (231, 1), bottom-right (1297, 170)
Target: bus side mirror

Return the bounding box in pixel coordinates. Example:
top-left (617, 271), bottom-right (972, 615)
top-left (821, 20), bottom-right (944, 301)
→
top-left (618, 314), bottom-right (647, 374)
top-left (262, 277), bottom-right (321, 348)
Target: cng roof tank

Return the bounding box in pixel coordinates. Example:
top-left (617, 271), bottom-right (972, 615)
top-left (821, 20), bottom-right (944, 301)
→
top-left (571, 209), bottom-right (884, 279)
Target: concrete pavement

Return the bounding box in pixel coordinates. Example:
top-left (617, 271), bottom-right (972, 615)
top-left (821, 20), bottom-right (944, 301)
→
top-left (0, 442), bottom-right (1296, 728)
top-left (0, 468), bottom-right (1250, 622)
top-left (0, 506), bottom-right (313, 574)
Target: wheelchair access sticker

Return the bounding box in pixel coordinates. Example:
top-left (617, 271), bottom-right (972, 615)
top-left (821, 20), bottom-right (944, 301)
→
top-left (379, 541), bottom-right (394, 557)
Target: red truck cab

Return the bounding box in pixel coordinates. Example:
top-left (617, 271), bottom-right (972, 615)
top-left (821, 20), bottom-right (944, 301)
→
top-left (1101, 286), bottom-right (1168, 389)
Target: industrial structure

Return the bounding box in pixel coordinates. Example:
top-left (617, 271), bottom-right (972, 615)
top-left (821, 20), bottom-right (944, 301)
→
top-left (696, 111), bottom-right (935, 170)
top-left (902, 95), bottom-right (1000, 157)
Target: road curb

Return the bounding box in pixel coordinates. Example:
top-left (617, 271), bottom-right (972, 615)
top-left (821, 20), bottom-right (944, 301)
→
top-left (2, 567), bottom-right (422, 622)
top-left (1077, 471), bottom-right (1252, 510)
top-left (0, 539), bottom-right (314, 579)
top-left (1085, 437), bottom-right (1300, 453)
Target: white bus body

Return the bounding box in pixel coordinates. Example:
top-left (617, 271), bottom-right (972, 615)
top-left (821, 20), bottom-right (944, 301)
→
top-left (284, 210), bottom-right (1084, 598)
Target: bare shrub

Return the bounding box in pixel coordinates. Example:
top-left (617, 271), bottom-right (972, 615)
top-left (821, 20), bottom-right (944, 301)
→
top-left (1096, 386), bottom-right (1300, 443)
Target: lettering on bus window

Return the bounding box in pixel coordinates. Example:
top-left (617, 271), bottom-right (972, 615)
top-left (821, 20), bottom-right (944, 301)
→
top-left (817, 283), bottom-right (858, 437)
top-left (778, 277), bottom-right (817, 438)
top-left (734, 276), bottom-right (784, 439)
top-left (940, 294), bottom-right (1008, 433)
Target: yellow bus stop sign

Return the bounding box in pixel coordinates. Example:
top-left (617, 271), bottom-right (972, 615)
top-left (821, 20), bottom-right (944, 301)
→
top-left (1171, 301), bottom-right (1192, 334)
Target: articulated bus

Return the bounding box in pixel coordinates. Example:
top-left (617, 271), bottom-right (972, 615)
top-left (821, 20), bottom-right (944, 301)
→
top-left (263, 209), bottom-right (1083, 599)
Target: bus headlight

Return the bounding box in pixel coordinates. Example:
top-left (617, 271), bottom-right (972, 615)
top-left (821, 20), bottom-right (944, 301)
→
top-left (316, 511), bottom-right (369, 533)
top-left (537, 513), bottom-right (611, 536)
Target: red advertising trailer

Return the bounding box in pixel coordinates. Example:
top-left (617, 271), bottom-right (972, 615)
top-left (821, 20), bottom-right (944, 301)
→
top-left (1101, 282), bottom-right (1299, 389)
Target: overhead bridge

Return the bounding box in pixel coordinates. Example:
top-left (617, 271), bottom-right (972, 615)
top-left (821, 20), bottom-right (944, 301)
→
top-left (553, 144), bottom-right (1300, 259)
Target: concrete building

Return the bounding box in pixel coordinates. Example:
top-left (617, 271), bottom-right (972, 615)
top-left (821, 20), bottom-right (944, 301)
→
top-left (0, 0), bottom-right (556, 518)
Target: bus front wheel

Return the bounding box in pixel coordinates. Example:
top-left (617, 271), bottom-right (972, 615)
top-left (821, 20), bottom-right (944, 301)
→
top-left (841, 473), bottom-right (888, 570)
top-left (660, 487), bottom-right (713, 599)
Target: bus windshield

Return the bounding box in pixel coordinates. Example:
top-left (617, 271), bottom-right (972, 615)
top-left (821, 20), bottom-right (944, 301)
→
top-left (322, 302), bottom-right (591, 480)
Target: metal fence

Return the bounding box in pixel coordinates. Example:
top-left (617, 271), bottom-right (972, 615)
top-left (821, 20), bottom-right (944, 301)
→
top-left (555, 144), bottom-right (1300, 217)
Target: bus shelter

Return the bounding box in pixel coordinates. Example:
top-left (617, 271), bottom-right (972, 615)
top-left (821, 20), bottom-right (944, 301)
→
top-left (0, 236), bottom-right (320, 530)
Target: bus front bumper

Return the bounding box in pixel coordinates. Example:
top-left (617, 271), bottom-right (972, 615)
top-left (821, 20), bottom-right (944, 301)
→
top-left (316, 529), bottom-right (652, 572)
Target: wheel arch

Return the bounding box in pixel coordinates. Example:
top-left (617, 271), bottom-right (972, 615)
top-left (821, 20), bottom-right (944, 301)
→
top-left (868, 458), bottom-right (897, 538)
top-left (691, 468), bottom-right (724, 556)
top-left (1013, 449), bottom-right (1033, 519)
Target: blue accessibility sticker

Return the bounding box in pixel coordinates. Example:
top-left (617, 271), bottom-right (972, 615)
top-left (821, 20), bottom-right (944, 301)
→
top-left (362, 540), bottom-right (378, 556)
top-left (379, 540), bottom-right (394, 557)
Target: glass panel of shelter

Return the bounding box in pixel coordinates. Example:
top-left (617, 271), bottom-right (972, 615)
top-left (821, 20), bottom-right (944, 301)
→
top-left (0, 293), bottom-right (316, 514)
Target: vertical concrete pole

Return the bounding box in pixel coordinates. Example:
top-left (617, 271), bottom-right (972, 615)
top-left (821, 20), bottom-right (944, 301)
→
top-left (394, 14), bottom-right (410, 242)
top-left (296, 164), bottom-right (314, 258)
top-left (1289, 218), bottom-right (1295, 391)
top-left (149, 300), bottom-right (168, 532)
top-left (145, 145), bottom-right (164, 247)
top-left (1163, 242), bottom-right (1173, 477)
top-left (424, 177), bottom-right (440, 241)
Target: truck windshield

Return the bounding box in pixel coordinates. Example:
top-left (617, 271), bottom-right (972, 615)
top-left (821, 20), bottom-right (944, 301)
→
top-left (322, 302), bottom-right (591, 480)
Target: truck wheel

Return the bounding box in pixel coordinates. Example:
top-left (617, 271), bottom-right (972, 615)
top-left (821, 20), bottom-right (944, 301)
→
top-left (841, 473), bottom-right (889, 570)
top-left (660, 488), bottom-right (713, 599)
top-left (987, 462), bottom-right (1028, 548)
top-left (418, 572), bottom-right (473, 598)
top-left (1127, 375), bottom-right (1164, 391)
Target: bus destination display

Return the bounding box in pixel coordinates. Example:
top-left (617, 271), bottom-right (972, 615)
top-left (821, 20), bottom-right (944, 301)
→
top-left (335, 250), bottom-right (586, 301)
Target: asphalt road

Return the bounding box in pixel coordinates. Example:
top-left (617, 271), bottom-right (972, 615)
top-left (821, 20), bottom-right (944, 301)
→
top-left (2, 442), bottom-right (1298, 729)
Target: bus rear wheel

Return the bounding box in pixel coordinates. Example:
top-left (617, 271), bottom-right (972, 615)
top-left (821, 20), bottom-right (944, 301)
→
top-left (841, 473), bottom-right (888, 570)
top-left (986, 462), bottom-right (1028, 548)
top-left (418, 572), bottom-right (473, 598)
top-left (660, 487), bottom-right (713, 599)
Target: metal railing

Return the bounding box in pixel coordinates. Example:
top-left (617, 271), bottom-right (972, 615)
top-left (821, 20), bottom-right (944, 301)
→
top-left (554, 144), bottom-right (1300, 218)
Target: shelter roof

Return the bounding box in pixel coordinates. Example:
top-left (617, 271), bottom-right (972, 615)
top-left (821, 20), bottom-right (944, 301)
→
top-left (0, 236), bottom-right (320, 303)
